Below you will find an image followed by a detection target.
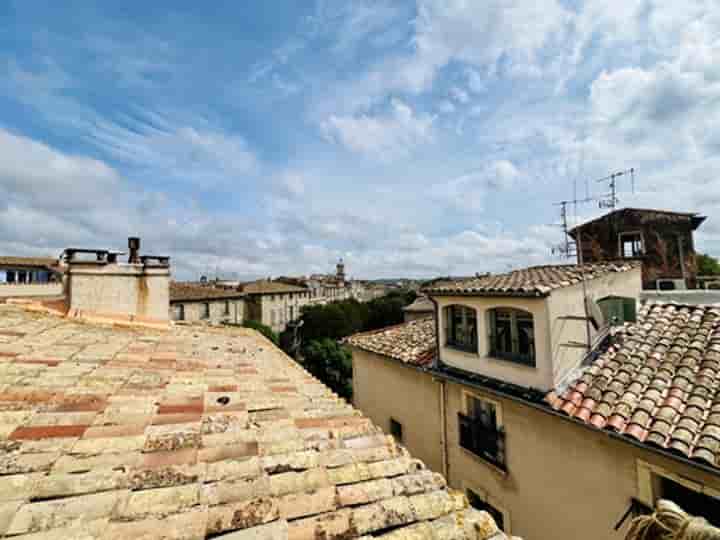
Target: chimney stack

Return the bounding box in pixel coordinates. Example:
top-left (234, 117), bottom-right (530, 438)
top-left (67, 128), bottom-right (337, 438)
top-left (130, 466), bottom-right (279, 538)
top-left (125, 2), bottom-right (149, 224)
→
top-left (65, 238), bottom-right (170, 323)
top-left (128, 237), bottom-right (141, 264)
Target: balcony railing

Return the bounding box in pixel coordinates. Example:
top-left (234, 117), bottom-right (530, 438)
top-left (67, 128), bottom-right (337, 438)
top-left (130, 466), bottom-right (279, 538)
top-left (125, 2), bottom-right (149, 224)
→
top-left (458, 413), bottom-right (506, 471)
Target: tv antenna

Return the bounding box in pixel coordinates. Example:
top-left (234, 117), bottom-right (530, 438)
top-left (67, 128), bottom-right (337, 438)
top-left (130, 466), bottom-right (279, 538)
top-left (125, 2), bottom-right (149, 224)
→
top-left (596, 168), bottom-right (635, 210)
top-left (551, 196), bottom-right (596, 259)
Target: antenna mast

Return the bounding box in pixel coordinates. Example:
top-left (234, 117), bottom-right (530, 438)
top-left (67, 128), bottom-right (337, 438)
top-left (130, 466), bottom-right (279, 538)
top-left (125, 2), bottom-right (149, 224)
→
top-left (597, 168), bottom-right (635, 210)
top-left (551, 196), bottom-right (596, 259)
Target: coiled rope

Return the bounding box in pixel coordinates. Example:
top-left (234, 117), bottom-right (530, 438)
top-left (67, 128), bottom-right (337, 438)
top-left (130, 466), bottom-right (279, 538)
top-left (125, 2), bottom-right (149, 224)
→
top-left (625, 500), bottom-right (719, 540)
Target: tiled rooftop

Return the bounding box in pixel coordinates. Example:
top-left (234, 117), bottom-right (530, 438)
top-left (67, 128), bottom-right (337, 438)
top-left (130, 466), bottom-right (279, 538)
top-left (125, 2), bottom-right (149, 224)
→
top-left (426, 262), bottom-right (639, 297)
top-left (548, 302), bottom-right (720, 469)
top-left (346, 318), bottom-right (436, 367)
top-left (170, 282), bottom-right (246, 302)
top-left (402, 297), bottom-right (434, 313)
top-left (240, 280), bottom-right (308, 295)
top-left (0, 304), bottom-right (504, 539)
top-left (0, 257), bottom-right (59, 269)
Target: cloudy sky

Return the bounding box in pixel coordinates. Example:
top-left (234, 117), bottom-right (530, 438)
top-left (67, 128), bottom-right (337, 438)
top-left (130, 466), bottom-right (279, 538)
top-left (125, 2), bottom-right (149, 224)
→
top-left (1, 1), bottom-right (719, 280)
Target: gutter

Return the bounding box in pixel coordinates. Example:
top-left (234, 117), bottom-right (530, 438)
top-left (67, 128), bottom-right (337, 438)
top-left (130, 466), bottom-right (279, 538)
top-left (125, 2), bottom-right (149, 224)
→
top-left (431, 368), bottom-right (720, 480)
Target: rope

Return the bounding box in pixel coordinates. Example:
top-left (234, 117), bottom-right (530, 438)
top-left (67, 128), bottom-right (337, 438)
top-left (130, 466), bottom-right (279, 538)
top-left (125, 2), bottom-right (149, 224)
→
top-left (625, 500), bottom-right (720, 540)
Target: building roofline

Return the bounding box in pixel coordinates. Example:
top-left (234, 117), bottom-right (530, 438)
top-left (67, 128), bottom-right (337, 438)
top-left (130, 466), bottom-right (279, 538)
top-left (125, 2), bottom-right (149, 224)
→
top-left (568, 207), bottom-right (707, 235)
top-left (428, 364), bottom-right (720, 480)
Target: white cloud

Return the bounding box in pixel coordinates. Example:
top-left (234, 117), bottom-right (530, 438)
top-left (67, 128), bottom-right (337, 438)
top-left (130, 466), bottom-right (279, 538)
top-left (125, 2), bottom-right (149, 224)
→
top-left (430, 160), bottom-right (521, 213)
top-left (321, 99), bottom-right (435, 159)
top-left (0, 128), bottom-right (120, 211)
top-left (85, 114), bottom-right (258, 187)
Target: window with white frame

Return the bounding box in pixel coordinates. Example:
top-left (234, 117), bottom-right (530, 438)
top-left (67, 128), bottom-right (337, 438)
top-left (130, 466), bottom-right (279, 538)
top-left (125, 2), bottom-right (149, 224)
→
top-left (444, 305), bottom-right (478, 353)
top-left (488, 308), bottom-right (535, 366)
top-left (619, 231), bottom-right (644, 258)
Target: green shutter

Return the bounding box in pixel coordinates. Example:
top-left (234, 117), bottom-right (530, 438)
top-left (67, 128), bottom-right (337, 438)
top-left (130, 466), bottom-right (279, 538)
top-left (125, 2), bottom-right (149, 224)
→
top-left (623, 299), bottom-right (637, 323)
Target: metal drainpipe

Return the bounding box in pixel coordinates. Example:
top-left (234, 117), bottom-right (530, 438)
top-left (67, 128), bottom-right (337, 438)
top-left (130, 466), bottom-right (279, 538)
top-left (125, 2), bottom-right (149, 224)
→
top-left (439, 379), bottom-right (449, 480)
top-left (427, 294), bottom-right (449, 480)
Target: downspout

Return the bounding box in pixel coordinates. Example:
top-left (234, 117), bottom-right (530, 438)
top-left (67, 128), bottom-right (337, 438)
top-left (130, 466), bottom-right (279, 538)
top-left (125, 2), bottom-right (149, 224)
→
top-left (428, 294), bottom-right (449, 480)
top-left (439, 378), bottom-right (449, 479)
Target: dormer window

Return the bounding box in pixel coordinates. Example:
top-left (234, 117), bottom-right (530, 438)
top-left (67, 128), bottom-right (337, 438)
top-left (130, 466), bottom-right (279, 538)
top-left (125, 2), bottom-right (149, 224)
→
top-left (488, 308), bottom-right (535, 366)
top-left (619, 231), bottom-right (644, 258)
top-left (445, 305), bottom-right (478, 353)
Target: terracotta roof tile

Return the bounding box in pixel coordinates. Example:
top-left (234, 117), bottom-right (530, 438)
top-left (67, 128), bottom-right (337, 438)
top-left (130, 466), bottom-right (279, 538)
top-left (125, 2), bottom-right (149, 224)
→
top-left (0, 256), bottom-right (59, 269)
top-left (345, 318), bottom-right (436, 367)
top-left (426, 261), bottom-right (639, 296)
top-left (549, 302), bottom-right (720, 469)
top-left (240, 280), bottom-right (308, 295)
top-left (169, 282), bottom-right (245, 302)
top-left (0, 304), bottom-right (505, 539)
top-left (402, 296), bottom-right (434, 313)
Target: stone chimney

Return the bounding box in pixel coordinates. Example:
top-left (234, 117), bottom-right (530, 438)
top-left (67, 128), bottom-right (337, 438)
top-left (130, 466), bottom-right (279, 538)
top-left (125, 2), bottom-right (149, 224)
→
top-left (64, 238), bottom-right (170, 323)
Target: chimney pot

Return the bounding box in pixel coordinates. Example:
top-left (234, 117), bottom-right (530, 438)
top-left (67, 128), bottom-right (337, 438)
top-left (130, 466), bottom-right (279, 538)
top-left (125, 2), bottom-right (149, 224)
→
top-left (128, 237), bottom-right (141, 264)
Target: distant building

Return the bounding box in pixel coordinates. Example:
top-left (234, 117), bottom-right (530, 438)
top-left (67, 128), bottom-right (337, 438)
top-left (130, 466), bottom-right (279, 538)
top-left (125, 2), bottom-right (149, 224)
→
top-left (569, 208), bottom-right (706, 290)
top-left (169, 282), bottom-right (245, 324)
top-left (402, 295), bottom-right (434, 322)
top-left (240, 279), bottom-right (310, 333)
top-left (0, 256), bottom-right (62, 284)
top-left (0, 256), bottom-right (65, 300)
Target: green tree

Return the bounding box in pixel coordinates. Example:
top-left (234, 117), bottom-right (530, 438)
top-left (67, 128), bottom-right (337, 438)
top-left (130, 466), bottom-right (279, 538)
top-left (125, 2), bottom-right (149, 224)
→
top-left (242, 320), bottom-right (278, 345)
top-left (364, 293), bottom-right (406, 330)
top-left (302, 339), bottom-right (353, 400)
top-left (697, 253), bottom-right (720, 275)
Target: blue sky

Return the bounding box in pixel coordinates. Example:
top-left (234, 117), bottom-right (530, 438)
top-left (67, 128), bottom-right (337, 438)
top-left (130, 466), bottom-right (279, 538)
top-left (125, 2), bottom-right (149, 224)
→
top-left (1, 1), bottom-right (719, 279)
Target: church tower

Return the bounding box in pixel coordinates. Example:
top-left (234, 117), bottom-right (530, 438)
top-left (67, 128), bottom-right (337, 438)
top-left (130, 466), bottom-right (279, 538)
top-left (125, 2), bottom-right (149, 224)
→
top-left (336, 258), bottom-right (346, 282)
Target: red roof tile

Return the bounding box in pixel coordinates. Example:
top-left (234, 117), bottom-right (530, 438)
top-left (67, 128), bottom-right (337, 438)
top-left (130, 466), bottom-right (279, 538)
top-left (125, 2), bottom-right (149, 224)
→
top-left (549, 302), bottom-right (720, 469)
top-left (426, 262), bottom-right (639, 297)
top-left (345, 317), bottom-right (436, 367)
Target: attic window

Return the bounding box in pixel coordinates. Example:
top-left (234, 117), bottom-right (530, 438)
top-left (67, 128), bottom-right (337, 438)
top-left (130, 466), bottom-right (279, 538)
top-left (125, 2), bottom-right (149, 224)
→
top-left (488, 308), bottom-right (535, 366)
top-left (619, 232), bottom-right (644, 258)
top-left (444, 305), bottom-right (478, 353)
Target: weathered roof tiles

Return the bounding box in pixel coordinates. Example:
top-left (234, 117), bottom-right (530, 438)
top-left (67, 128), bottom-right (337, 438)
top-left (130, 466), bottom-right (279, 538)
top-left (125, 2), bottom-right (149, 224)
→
top-left (0, 304), bottom-right (506, 539)
top-left (346, 317), bottom-right (436, 367)
top-left (426, 262), bottom-right (639, 297)
top-left (548, 302), bottom-right (720, 469)
top-left (170, 282), bottom-right (246, 302)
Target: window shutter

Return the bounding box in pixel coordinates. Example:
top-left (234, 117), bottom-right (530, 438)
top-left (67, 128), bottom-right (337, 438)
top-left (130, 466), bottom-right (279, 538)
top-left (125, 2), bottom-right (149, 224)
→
top-left (623, 299), bottom-right (637, 323)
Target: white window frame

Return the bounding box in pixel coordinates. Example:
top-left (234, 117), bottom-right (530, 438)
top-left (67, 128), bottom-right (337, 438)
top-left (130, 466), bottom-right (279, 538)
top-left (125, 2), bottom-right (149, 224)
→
top-left (618, 231), bottom-right (644, 259)
top-left (463, 390), bottom-right (504, 429)
top-left (445, 304), bottom-right (479, 354)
